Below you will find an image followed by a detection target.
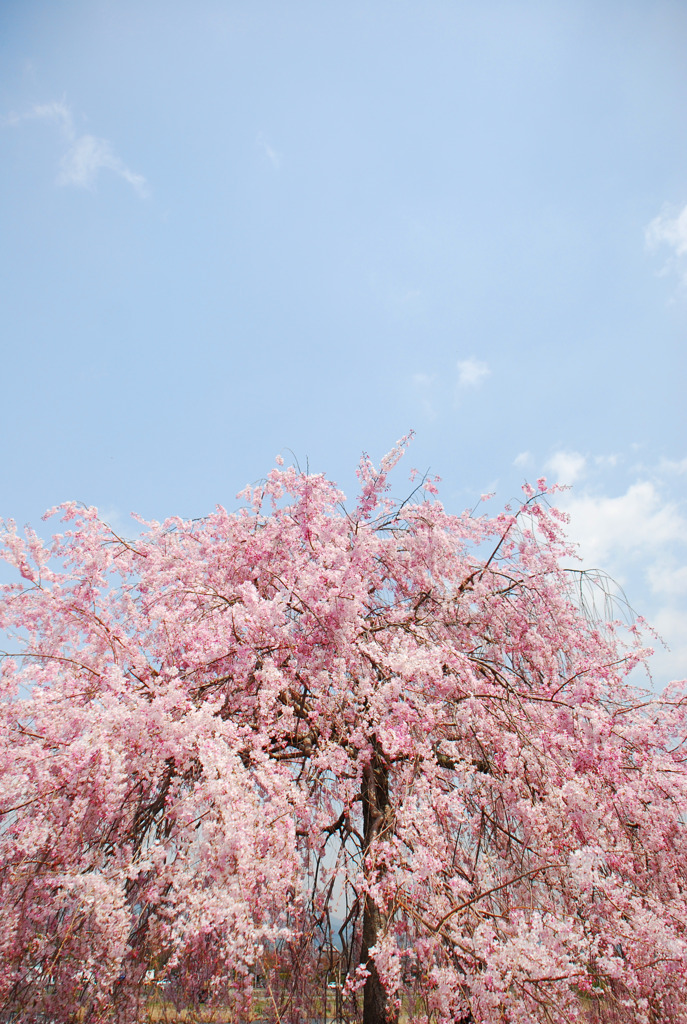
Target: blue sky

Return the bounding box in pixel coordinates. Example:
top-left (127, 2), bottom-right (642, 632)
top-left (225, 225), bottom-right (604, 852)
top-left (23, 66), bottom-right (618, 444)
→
top-left (1, 1), bottom-right (686, 683)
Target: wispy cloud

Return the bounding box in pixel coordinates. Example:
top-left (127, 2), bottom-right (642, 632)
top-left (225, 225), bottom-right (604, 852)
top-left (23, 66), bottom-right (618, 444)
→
top-left (456, 357), bottom-right (490, 389)
top-left (658, 456), bottom-right (687, 476)
top-left (646, 203), bottom-right (687, 283)
top-left (256, 131), bottom-right (281, 169)
top-left (546, 450), bottom-right (587, 485)
top-left (3, 99), bottom-right (148, 196)
top-left (58, 135), bottom-right (147, 194)
top-left (513, 451), bottom-right (533, 468)
top-left (409, 358), bottom-right (490, 418)
top-left (594, 453), bottom-right (620, 469)
top-left (3, 99), bottom-right (72, 131)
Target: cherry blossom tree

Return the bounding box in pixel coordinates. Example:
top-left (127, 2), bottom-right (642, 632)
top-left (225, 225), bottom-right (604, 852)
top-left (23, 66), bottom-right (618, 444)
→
top-left (1, 436), bottom-right (687, 1024)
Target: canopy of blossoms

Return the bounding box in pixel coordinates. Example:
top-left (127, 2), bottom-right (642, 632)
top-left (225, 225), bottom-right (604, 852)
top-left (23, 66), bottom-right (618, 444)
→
top-left (1, 438), bottom-right (686, 1023)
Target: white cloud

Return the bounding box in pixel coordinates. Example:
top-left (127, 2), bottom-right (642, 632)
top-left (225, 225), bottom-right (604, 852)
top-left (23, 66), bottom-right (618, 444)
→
top-left (646, 204), bottom-right (687, 257)
top-left (4, 100), bottom-right (148, 196)
top-left (647, 561), bottom-right (687, 599)
top-left (513, 451), bottom-right (533, 468)
top-left (256, 131), bottom-right (281, 168)
top-left (546, 450), bottom-right (587, 485)
top-left (5, 99), bottom-right (74, 133)
top-left (558, 478), bottom-right (687, 685)
top-left (58, 135), bottom-right (147, 195)
top-left (456, 358), bottom-right (490, 389)
top-left (561, 481), bottom-right (685, 569)
top-left (594, 453), bottom-right (620, 469)
top-left (410, 359), bottom-right (489, 418)
top-left (646, 203), bottom-right (687, 282)
top-left (658, 456), bottom-right (687, 476)
top-left (521, 450), bottom-right (687, 686)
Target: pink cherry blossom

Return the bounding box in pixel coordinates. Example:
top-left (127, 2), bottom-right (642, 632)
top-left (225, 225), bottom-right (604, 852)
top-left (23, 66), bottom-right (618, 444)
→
top-left (1, 438), bottom-right (686, 1024)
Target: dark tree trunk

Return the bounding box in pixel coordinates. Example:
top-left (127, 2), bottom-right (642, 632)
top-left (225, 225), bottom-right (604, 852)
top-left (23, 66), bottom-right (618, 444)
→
top-left (360, 741), bottom-right (397, 1024)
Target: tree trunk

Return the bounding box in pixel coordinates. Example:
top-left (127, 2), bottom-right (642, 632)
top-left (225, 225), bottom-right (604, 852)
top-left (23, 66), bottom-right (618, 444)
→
top-left (361, 742), bottom-right (397, 1024)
